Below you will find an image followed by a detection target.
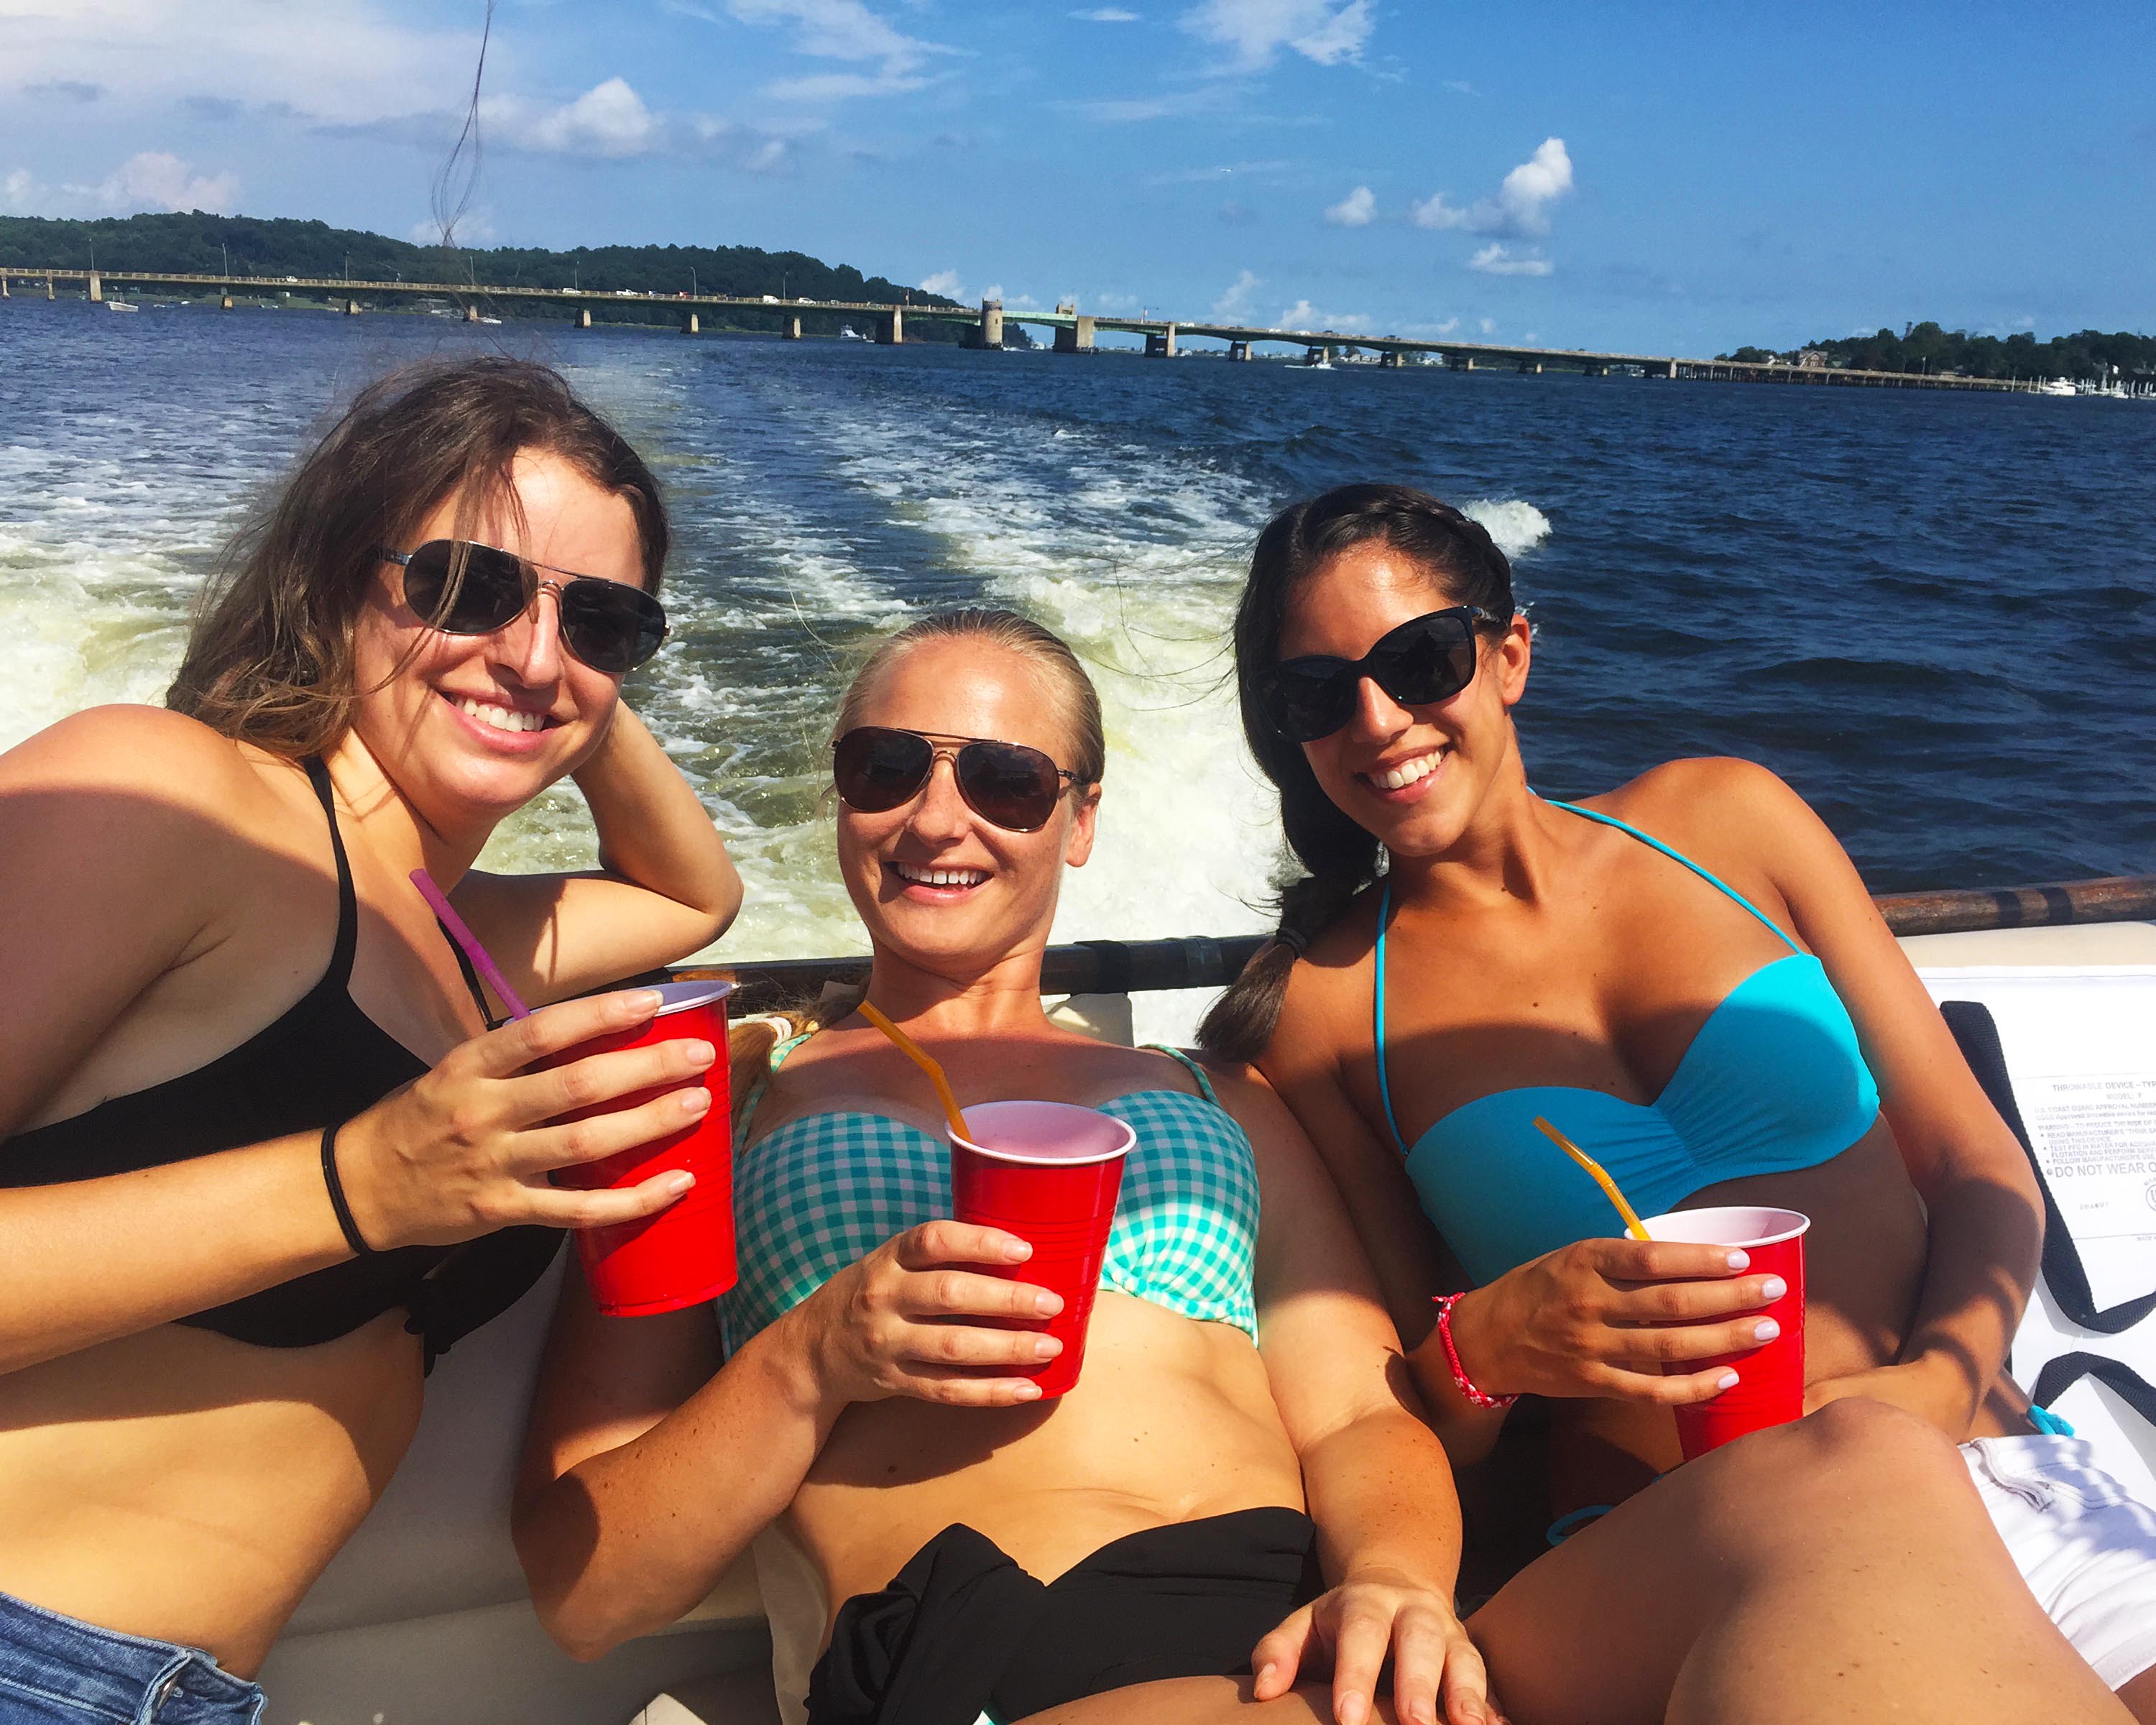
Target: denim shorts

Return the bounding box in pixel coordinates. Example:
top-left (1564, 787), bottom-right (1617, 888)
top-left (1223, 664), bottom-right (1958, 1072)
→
top-left (0, 1590), bottom-right (262, 1724)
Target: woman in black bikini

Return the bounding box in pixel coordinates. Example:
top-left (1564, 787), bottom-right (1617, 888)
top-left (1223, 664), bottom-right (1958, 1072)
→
top-left (0, 357), bottom-right (740, 1721)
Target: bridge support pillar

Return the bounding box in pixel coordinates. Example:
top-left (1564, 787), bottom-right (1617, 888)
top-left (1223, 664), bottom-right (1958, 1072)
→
top-left (1, 275), bottom-right (9, 299)
top-left (86, 271), bottom-right (102, 303)
top-left (784, 314), bottom-right (802, 339)
top-left (1665, 359), bottom-right (1678, 380)
top-left (1145, 323), bottom-right (1177, 358)
top-left (1380, 350), bottom-right (1404, 369)
top-left (221, 295), bottom-right (234, 310)
top-left (1054, 315), bottom-right (1095, 353)
top-left (970, 298), bottom-right (1003, 349)
top-left (877, 307), bottom-right (904, 344)
top-left (1462, 356), bottom-right (1474, 371)
top-left (1227, 341), bottom-right (1251, 362)
top-left (685, 312), bottom-right (699, 335)
top-left (576, 308), bottom-right (591, 329)
top-left (345, 299), bottom-right (361, 316)
top-left (46, 276), bottom-right (55, 300)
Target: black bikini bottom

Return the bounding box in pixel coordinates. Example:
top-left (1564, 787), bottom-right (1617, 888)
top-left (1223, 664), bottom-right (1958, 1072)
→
top-left (805, 1506), bottom-right (1322, 1725)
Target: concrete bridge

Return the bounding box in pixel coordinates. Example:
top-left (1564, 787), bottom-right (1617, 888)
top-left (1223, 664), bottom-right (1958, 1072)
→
top-left (1, 266), bottom-right (2027, 393)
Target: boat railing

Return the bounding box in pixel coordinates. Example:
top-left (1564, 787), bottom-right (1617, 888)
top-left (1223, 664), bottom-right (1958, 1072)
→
top-left (678, 873), bottom-right (2156, 1013)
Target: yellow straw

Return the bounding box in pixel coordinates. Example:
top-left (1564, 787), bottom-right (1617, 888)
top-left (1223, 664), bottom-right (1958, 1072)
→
top-left (857, 1000), bottom-right (973, 1140)
top-left (1533, 1116), bottom-right (1651, 1241)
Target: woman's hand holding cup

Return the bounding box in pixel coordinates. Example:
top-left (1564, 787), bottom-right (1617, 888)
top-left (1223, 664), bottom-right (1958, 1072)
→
top-left (1447, 1236), bottom-right (1789, 1407)
top-left (334, 989), bottom-right (714, 1250)
top-left (786, 1220), bottom-right (1066, 1411)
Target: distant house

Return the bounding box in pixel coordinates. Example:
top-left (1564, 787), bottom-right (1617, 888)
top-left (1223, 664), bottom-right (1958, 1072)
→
top-left (1797, 349), bottom-right (1828, 369)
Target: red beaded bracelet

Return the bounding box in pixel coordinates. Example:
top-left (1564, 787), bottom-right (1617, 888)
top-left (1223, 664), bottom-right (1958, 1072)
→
top-left (1433, 1292), bottom-right (1517, 1411)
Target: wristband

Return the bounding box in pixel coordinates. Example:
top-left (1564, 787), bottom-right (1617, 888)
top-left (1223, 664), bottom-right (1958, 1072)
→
top-left (1433, 1291), bottom-right (1516, 1411)
top-left (321, 1121), bottom-right (375, 1256)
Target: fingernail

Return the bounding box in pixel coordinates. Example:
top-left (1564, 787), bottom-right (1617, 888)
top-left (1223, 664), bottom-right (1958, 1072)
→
top-left (623, 990), bottom-right (663, 1016)
top-left (1760, 1275), bottom-right (1787, 1300)
top-left (665, 1172), bottom-right (695, 1195)
top-left (1002, 1238), bottom-right (1032, 1262)
top-left (1033, 1292), bottom-right (1063, 1317)
top-left (1255, 1664), bottom-right (1278, 1693)
top-left (1752, 1317), bottom-right (1780, 1342)
top-left (1725, 1249), bottom-right (1751, 1271)
top-left (678, 1088), bottom-right (711, 1115)
top-left (1012, 1381), bottom-right (1042, 1400)
top-left (1339, 1696), bottom-right (1368, 1725)
top-left (684, 1040), bottom-right (716, 1065)
top-left (1717, 1369), bottom-right (1741, 1390)
top-left (1033, 1336), bottom-right (1062, 1359)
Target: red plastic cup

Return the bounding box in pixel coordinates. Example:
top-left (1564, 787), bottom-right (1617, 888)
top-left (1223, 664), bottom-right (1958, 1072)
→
top-left (948, 1100), bottom-right (1135, 1399)
top-left (1641, 1205), bottom-right (1810, 1460)
top-left (545, 980), bottom-right (737, 1317)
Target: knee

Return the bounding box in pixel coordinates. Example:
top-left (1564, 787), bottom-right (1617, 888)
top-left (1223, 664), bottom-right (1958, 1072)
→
top-left (1689, 1401), bottom-right (1972, 1560)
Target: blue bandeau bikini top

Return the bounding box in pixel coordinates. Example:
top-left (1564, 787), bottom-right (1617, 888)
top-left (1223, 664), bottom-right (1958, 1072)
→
top-left (1376, 799), bottom-right (1881, 1286)
top-left (718, 1038), bottom-right (1261, 1356)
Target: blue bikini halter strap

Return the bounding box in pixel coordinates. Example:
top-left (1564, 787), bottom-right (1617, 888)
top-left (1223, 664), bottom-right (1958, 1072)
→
top-left (1539, 798), bottom-right (1800, 953)
top-left (1373, 875), bottom-right (1409, 1155)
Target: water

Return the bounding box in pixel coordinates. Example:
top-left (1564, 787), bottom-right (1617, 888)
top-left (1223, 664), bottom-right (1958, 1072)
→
top-left (3, 300), bottom-right (2150, 1039)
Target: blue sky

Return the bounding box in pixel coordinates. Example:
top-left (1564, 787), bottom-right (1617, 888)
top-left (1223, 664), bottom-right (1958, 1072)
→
top-left (4, 0), bottom-right (2151, 354)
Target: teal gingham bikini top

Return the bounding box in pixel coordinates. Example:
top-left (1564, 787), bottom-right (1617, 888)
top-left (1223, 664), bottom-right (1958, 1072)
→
top-left (718, 1035), bottom-right (1261, 1357)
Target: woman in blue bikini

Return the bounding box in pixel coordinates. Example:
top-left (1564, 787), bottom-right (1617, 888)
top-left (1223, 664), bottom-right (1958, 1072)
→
top-left (514, 605), bottom-right (2129, 1725)
top-left (1199, 482), bottom-right (2156, 1716)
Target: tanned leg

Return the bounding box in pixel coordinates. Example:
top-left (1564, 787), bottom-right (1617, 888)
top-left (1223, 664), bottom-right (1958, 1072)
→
top-left (1468, 1399), bottom-right (2129, 1725)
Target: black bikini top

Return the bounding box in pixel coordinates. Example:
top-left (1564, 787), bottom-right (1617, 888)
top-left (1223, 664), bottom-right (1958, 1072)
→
top-left (0, 757), bottom-right (561, 1363)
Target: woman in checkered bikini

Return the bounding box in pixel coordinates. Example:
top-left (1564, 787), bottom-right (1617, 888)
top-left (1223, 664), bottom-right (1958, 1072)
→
top-left (512, 607), bottom-right (2133, 1725)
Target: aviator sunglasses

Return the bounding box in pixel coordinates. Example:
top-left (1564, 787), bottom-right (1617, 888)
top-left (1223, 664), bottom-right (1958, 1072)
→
top-left (1258, 605), bottom-right (1498, 743)
top-left (379, 539), bottom-right (669, 675)
top-left (832, 726), bottom-right (1082, 834)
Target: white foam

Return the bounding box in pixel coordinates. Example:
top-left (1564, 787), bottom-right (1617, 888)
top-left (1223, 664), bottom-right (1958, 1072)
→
top-left (1462, 497), bottom-right (1552, 559)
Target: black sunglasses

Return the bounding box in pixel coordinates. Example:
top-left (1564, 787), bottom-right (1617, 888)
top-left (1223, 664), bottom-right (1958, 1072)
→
top-left (379, 540), bottom-right (668, 676)
top-left (1258, 606), bottom-right (1498, 743)
top-left (832, 726), bottom-right (1082, 834)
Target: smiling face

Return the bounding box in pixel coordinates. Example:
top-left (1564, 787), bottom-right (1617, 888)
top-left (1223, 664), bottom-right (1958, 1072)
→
top-left (836, 637), bottom-right (1099, 972)
top-left (347, 448), bottom-right (645, 834)
top-left (1276, 538), bottom-right (1532, 860)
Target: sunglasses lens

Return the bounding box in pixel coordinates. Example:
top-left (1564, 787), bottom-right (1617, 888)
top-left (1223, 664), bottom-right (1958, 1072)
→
top-left (560, 581), bottom-right (668, 674)
top-left (1263, 664), bottom-right (1357, 744)
top-left (401, 541), bottom-right (525, 635)
top-left (1373, 614), bottom-right (1478, 706)
top-left (956, 741), bottom-right (1062, 831)
top-left (834, 728), bottom-right (934, 813)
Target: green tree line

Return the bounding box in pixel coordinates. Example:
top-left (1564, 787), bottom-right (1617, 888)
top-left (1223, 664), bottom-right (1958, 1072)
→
top-left (0, 210), bottom-right (991, 341)
top-left (1720, 321), bottom-right (2154, 381)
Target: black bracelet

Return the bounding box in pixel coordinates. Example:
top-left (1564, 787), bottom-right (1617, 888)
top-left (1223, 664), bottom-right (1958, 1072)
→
top-left (321, 1121), bottom-right (375, 1256)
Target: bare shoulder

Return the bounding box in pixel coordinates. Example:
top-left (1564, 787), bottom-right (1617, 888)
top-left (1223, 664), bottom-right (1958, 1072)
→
top-left (1269, 885), bottom-right (1383, 1066)
top-left (1, 704), bottom-right (264, 809)
top-left (1597, 756), bottom-right (1825, 862)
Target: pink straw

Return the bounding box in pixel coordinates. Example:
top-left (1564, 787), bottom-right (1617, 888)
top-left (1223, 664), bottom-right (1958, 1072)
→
top-left (410, 869), bottom-right (532, 1020)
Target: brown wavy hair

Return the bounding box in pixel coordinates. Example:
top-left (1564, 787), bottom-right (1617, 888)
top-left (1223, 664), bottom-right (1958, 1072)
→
top-left (167, 356), bottom-right (667, 758)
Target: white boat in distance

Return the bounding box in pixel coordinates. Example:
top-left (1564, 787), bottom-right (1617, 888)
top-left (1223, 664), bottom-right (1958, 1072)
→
top-left (106, 299), bottom-right (139, 313)
top-left (2037, 377), bottom-right (2077, 396)
top-left (839, 323), bottom-right (866, 341)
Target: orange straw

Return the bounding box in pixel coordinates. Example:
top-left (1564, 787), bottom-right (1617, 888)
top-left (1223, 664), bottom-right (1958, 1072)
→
top-left (857, 1000), bottom-right (972, 1140)
top-left (1533, 1116), bottom-right (1651, 1241)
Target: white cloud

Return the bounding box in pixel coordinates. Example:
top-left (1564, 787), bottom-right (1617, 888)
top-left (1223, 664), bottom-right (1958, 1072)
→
top-left (506, 78), bottom-right (661, 157)
top-left (699, 0), bottom-right (952, 98)
top-left (1212, 267), bottom-right (1260, 318)
top-left (1071, 6), bottom-right (1140, 17)
top-left (1061, 87), bottom-right (1231, 122)
top-left (1401, 316), bottom-right (1460, 336)
top-left (1324, 183), bottom-right (1374, 226)
top-left (1, 150), bottom-right (238, 216)
top-left (0, 0), bottom-right (478, 127)
top-left (1411, 137), bottom-right (1573, 237)
top-left (918, 268), bottom-right (966, 298)
top-left (1468, 242), bottom-right (1553, 277)
top-left (1277, 297), bottom-right (1370, 332)
top-left (1479, 317), bottom-right (1497, 334)
top-left (1180, 0), bottom-right (1372, 70)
